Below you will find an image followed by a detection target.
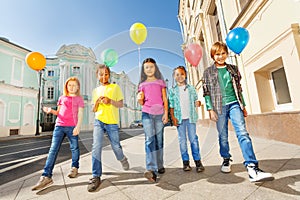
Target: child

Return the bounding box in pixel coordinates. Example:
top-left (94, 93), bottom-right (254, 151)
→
top-left (202, 41), bottom-right (274, 182)
top-left (169, 66), bottom-right (205, 173)
top-left (32, 77), bottom-right (84, 190)
top-left (87, 64), bottom-right (129, 192)
top-left (137, 58), bottom-right (168, 183)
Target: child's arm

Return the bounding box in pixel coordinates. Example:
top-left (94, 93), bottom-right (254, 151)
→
top-left (137, 91), bottom-right (144, 105)
top-left (162, 88), bottom-right (168, 124)
top-left (169, 108), bottom-right (178, 126)
top-left (92, 97), bottom-right (101, 112)
top-left (101, 96), bottom-right (124, 108)
top-left (110, 99), bottom-right (123, 108)
top-left (43, 106), bottom-right (60, 115)
top-left (73, 107), bottom-right (84, 136)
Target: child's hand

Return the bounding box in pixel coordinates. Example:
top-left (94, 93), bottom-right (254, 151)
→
top-left (101, 96), bottom-right (111, 104)
top-left (209, 110), bottom-right (218, 122)
top-left (243, 108), bottom-right (248, 117)
top-left (162, 113), bottom-right (168, 124)
top-left (73, 126), bottom-right (80, 136)
top-left (172, 117), bottom-right (178, 126)
top-left (137, 91), bottom-right (144, 100)
top-left (195, 100), bottom-right (201, 107)
top-left (43, 106), bottom-right (51, 114)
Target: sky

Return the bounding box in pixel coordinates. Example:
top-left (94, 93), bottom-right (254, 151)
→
top-left (0, 0), bottom-right (186, 84)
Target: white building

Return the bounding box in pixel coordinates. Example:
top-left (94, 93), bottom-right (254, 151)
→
top-left (178, 0), bottom-right (300, 145)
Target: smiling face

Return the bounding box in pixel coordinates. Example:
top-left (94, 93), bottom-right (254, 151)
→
top-left (67, 80), bottom-right (79, 96)
top-left (210, 42), bottom-right (229, 67)
top-left (143, 62), bottom-right (156, 79)
top-left (213, 48), bottom-right (228, 67)
top-left (174, 67), bottom-right (186, 86)
top-left (97, 67), bottom-right (110, 85)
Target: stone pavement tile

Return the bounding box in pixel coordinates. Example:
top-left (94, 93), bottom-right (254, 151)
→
top-left (0, 181), bottom-right (23, 200)
top-left (247, 185), bottom-right (300, 200)
top-left (19, 167), bottom-right (67, 200)
top-left (121, 184), bottom-right (178, 200)
top-left (168, 178), bottom-right (258, 200)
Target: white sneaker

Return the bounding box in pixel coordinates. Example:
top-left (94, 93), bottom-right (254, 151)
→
top-left (247, 163), bottom-right (274, 182)
top-left (221, 158), bottom-right (232, 173)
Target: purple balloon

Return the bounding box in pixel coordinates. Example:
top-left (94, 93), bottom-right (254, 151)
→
top-left (225, 27), bottom-right (249, 55)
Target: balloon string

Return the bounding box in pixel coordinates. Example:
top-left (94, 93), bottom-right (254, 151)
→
top-left (138, 45), bottom-right (141, 84)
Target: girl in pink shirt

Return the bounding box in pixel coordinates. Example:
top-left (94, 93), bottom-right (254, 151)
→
top-left (32, 77), bottom-right (84, 191)
top-left (137, 58), bottom-right (168, 183)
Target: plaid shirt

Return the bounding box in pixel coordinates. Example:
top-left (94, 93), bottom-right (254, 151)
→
top-left (202, 63), bottom-right (245, 115)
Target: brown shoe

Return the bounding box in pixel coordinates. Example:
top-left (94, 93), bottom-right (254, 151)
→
top-left (87, 177), bottom-right (101, 192)
top-left (144, 170), bottom-right (157, 183)
top-left (120, 156), bottom-right (129, 170)
top-left (67, 167), bottom-right (78, 178)
top-left (31, 176), bottom-right (53, 191)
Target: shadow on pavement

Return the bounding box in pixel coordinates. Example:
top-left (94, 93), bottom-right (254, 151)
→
top-left (34, 158), bottom-right (300, 196)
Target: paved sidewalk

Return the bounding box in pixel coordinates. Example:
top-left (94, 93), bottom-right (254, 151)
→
top-left (0, 125), bottom-right (300, 200)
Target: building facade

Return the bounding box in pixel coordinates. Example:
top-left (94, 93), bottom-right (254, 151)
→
top-left (178, 0), bottom-right (300, 145)
top-left (0, 40), bottom-right (141, 137)
top-left (0, 37), bottom-right (38, 137)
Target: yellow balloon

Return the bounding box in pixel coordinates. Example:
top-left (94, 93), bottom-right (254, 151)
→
top-left (130, 22), bottom-right (147, 45)
top-left (25, 52), bottom-right (46, 71)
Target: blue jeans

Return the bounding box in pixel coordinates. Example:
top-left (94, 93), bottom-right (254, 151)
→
top-left (177, 119), bottom-right (201, 162)
top-left (92, 119), bottom-right (125, 177)
top-left (43, 126), bottom-right (79, 178)
top-left (142, 112), bottom-right (164, 173)
top-left (216, 102), bottom-right (258, 166)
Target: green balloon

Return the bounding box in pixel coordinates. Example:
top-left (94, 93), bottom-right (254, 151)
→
top-left (101, 49), bottom-right (118, 67)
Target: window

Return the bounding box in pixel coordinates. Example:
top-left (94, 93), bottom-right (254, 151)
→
top-left (12, 58), bottom-right (24, 87)
top-left (213, 9), bottom-right (222, 42)
top-left (47, 87), bottom-right (54, 99)
top-left (239, 0), bottom-right (251, 11)
top-left (45, 113), bottom-right (53, 123)
top-left (208, 1), bottom-right (223, 42)
top-left (254, 57), bottom-right (292, 112)
top-left (271, 68), bottom-right (291, 105)
top-left (73, 66), bottom-right (80, 74)
top-left (47, 70), bottom-right (54, 77)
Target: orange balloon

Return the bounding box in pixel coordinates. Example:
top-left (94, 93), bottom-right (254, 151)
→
top-left (25, 52), bottom-right (46, 71)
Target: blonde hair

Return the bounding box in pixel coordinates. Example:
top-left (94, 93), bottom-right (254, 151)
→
top-left (210, 41), bottom-right (228, 59)
top-left (63, 76), bottom-right (81, 96)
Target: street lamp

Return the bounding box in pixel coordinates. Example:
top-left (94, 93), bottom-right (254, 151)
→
top-left (25, 52), bottom-right (47, 136)
top-left (35, 70), bottom-right (43, 136)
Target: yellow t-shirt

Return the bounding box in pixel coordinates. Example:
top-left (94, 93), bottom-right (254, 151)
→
top-left (92, 84), bottom-right (123, 124)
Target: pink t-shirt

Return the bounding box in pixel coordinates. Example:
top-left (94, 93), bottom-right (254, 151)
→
top-left (56, 96), bottom-right (84, 126)
top-left (138, 79), bottom-right (166, 115)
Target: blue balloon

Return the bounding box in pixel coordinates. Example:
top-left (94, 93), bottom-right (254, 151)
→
top-left (225, 27), bottom-right (249, 55)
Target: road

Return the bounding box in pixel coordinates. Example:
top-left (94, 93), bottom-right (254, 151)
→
top-left (0, 128), bottom-right (143, 185)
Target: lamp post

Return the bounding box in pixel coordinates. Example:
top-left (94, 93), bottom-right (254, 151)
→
top-left (35, 70), bottom-right (43, 136)
top-left (25, 52), bottom-right (47, 136)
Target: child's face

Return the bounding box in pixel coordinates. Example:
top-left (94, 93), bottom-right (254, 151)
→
top-left (97, 68), bottom-right (110, 84)
top-left (143, 62), bottom-right (156, 78)
top-left (67, 80), bottom-right (79, 95)
top-left (174, 68), bottom-right (186, 85)
top-left (213, 48), bottom-right (228, 66)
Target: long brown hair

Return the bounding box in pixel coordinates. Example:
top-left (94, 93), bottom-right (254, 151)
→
top-left (63, 76), bottom-right (81, 96)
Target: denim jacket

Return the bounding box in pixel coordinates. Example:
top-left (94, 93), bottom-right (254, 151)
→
top-left (168, 84), bottom-right (199, 124)
top-left (202, 63), bottom-right (245, 115)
